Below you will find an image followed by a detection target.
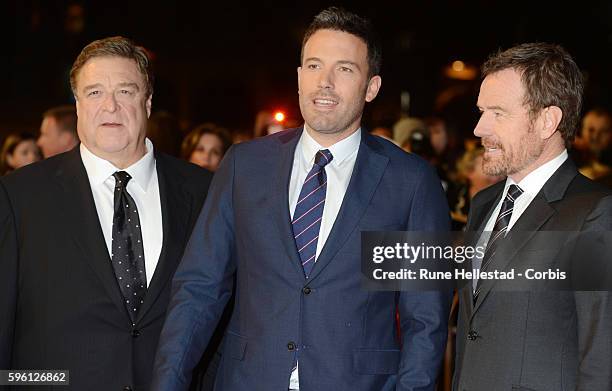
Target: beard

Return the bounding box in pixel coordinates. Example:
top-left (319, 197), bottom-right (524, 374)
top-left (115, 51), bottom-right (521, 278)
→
top-left (299, 88), bottom-right (366, 136)
top-left (482, 125), bottom-right (544, 177)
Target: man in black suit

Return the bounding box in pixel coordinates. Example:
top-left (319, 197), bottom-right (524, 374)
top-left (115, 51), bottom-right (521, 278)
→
top-left (453, 43), bottom-right (612, 390)
top-left (0, 36), bottom-right (212, 390)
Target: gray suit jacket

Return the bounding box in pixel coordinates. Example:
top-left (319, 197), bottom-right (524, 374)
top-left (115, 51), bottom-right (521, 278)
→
top-left (453, 159), bottom-right (612, 391)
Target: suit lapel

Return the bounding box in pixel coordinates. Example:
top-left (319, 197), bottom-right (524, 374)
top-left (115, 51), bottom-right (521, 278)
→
top-left (472, 159), bottom-right (578, 315)
top-left (272, 129), bottom-right (306, 279)
top-left (135, 154), bottom-right (191, 324)
top-left (308, 132), bottom-right (389, 281)
top-left (55, 148), bottom-right (129, 319)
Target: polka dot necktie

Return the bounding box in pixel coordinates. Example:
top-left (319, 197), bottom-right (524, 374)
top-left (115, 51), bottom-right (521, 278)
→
top-left (111, 171), bottom-right (147, 322)
top-left (291, 149), bottom-right (333, 278)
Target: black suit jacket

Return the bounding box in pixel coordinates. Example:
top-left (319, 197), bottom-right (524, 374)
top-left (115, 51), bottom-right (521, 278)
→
top-left (453, 159), bottom-right (612, 391)
top-left (0, 147), bottom-right (212, 391)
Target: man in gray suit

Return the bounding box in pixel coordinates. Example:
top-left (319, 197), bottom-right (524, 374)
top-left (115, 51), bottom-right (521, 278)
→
top-left (453, 43), bottom-right (612, 390)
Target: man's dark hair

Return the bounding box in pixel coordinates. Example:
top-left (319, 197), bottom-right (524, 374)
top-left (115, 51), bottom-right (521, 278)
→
top-left (482, 42), bottom-right (584, 144)
top-left (70, 36), bottom-right (154, 98)
top-left (43, 105), bottom-right (77, 136)
top-left (301, 7), bottom-right (382, 78)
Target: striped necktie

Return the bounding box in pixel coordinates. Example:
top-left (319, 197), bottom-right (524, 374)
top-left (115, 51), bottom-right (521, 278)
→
top-left (474, 184), bottom-right (523, 301)
top-left (292, 149), bottom-right (333, 278)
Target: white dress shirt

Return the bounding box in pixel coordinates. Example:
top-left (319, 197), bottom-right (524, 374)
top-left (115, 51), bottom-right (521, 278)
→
top-left (473, 150), bottom-right (568, 290)
top-left (80, 138), bottom-right (163, 287)
top-left (287, 126), bottom-right (361, 389)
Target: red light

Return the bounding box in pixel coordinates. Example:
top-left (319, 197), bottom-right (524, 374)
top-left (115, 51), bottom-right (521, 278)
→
top-left (274, 111), bottom-right (285, 122)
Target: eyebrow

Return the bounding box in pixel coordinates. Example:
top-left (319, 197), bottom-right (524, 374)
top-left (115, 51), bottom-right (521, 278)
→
top-left (82, 82), bottom-right (140, 93)
top-left (304, 57), bottom-right (362, 71)
top-left (117, 82), bottom-right (140, 91)
top-left (478, 105), bottom-right (506, 112)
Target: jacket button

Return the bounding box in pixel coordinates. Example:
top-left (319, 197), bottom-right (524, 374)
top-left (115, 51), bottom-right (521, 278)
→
top-left (131, 329), bottom-right (140, 337)
top-left (467, 330), bottom-right (479, 340)
top-left (287, 341), bottom-right (296, 351)
top-left (303, 287), bottom-right (312, 295)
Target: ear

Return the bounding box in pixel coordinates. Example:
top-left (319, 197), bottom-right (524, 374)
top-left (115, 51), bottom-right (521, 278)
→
top-left (6, 153), bottom-right (15, 168)
top-left (539, 105), bottom-right (563, 140)
top-left (297, 67), bottom-right (302, 95)
top-left (365, 75), bottom-right (382, 102)
top-left (146, 94), bottom-right (153, 118)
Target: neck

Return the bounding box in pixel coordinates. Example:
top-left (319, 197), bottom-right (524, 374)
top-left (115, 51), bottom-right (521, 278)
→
top-left (304, 123), bottom-right (360, 148)
top-left (88, 143), bottom-right (147, 169)
top-left (509, 142), bottom-right (565, 183)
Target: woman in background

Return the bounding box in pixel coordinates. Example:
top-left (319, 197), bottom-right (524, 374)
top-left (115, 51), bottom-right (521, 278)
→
top-left (181, 123), bottom-right (232, 172)
top-left (0, 132), bottom-right (42, 175)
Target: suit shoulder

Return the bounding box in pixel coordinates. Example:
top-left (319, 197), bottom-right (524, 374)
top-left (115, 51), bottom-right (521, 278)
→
top-left (156, 153), bottom-right (213, 189)
top-left (0, 152), bottom-right (69, 191)
top-left (569, 172), bottom-right (612, 197)
top-left (368, 134), bottom-right (435, 175)
top-left (230, 128), bottom-right (300, 155)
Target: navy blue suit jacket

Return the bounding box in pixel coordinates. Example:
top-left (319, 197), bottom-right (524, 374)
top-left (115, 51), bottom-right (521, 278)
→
top-left (152, 128), bottom-right (451, 391)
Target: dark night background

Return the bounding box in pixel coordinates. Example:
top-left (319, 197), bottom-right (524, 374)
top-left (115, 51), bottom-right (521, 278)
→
top-left (2, 0), bottom-right (612, 140)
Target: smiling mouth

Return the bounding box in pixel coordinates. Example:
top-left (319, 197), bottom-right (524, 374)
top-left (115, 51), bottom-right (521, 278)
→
top-left (313, 98), bottom-right (339, 108)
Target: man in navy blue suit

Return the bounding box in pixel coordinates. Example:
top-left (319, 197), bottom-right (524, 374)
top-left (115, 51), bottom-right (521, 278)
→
top-left (153, 7), bottom-right (451, 391)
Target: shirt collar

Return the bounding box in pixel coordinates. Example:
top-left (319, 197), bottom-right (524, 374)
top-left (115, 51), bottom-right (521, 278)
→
top-left (80, 138), bottom-right (156, 192)
top-left (299, 126), bottom-right (361, 169)
top-left (504, 149), bottom-right (568, 198)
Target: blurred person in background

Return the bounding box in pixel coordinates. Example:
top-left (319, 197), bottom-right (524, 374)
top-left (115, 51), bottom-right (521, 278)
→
top-left (37, 105), bottom-right (79, 158)
top-left (0, 132), bottom-right (42, 175)
top-left (231, 129), bottom-right (253, 144)
top-left (392, 116), bottom-right (427, 149)
top-left (447, 147), bottom-right (502, 229)
top-left (578, 107), bottom-right (612, 180)
top-left (181, 123), bottom-right (231, 172)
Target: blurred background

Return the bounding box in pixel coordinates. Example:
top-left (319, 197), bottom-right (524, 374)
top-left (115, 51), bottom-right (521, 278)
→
top-left (2, 0), bottom-right (612, 138)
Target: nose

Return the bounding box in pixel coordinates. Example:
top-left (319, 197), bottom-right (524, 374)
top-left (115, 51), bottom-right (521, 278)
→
top-left (202, 150), bottom-right (211, 164)
top-left (317, 68), bottom-right (334, 90)
top-left (473, 113), bottom-right (489, 139)
top-left (102, 93), bottom-right (118, 112)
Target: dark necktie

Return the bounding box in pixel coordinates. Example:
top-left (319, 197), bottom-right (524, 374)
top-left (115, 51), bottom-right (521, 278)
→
top-left (474, 184), bottom-right (523, 301)
top-left (292, 149), bottom-right (333, 278)
top-left (111, 171), bottom-right (147, 322)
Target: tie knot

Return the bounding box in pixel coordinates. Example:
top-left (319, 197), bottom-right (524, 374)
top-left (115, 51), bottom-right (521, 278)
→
top-left (314, 149), bottom-right (333, 168)
top-left (113, 171), bottom-right (132, 189)
top-left (506, 184), bottom-right (523, 202)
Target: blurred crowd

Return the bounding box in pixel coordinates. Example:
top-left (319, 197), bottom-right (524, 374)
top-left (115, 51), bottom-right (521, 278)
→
top-left (3, 106), bottom-right (611, 222)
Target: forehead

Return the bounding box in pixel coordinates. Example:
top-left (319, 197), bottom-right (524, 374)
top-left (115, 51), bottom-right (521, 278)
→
top-left (478, 68), bottom-right (526, 108)
top-left (76, 56), bottom-right (144, 89)
top-left (41, 116), bottom-right (59, 131)
top-left (303, 29), bottom-right (368, 64)
top-left (583, 112), bottom-right (611, 129)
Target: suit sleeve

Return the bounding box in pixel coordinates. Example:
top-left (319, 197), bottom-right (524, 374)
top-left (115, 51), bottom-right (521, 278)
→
top-left (575, 195), bottom-right (612, 391)
top-left (397, 163), bottom-right (452, 391)
top-left (0, 180), bottom-right (18, 370)
top-left (151, 147), bottom-right (238, 391)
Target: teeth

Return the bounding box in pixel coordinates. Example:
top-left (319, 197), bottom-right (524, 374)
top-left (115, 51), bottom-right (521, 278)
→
top-left (314, 99), bottom-right (337, 105)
